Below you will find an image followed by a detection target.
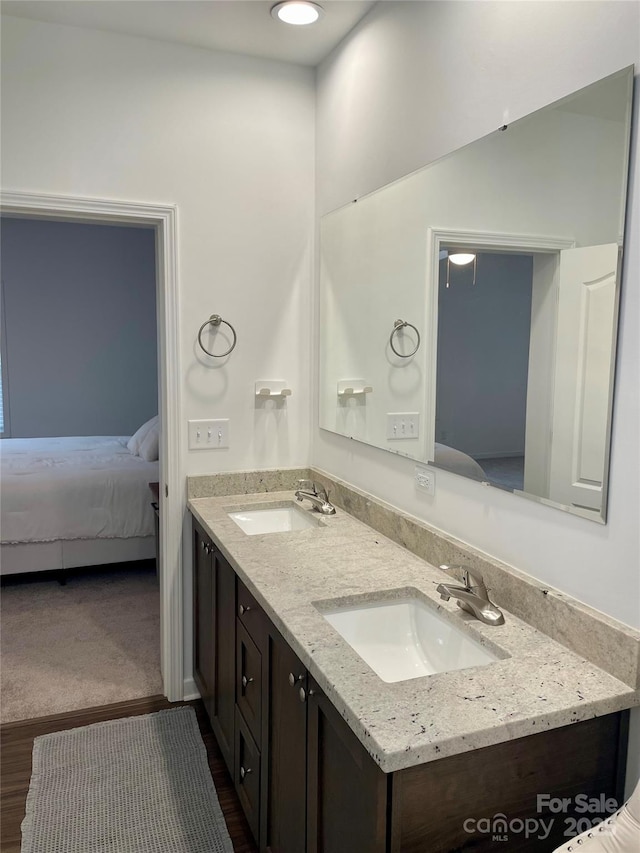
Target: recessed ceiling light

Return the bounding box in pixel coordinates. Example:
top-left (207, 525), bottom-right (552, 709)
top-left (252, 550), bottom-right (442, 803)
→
top-left (448, 253), bottom-right (476, 266)
top-left (271, 1), bottom-right (324, 26)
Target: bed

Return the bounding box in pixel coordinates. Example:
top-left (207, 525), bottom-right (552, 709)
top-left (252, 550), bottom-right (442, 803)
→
top-left (1, 435), bottom-right (158, 576)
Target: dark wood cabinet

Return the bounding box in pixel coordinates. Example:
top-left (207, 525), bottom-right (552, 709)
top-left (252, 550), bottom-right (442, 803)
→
top-left (306, 676), bottom-right (388, 853)
top-left (389, 711), bottom-right (628, 853)
top-left (191, 515), bottom-right (628, 853)
top-left (237, 620), bottom-right (263, 747)
top-left (234, 577), bottom-right (266, 847)
top-left (262, 628), bottom-right (308, 853)
top-left (193, 521), bottom-right (215, 719)
top-left (192, 519), bottom-right (235, 774)
top-left (235, 706), bottom-right (262, 844)
top-left (213, 549), bottom-right (236, 773)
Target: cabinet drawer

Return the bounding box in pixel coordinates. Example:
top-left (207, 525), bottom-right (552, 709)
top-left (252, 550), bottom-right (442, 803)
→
top-left (236, 620), bottom-right (262, 746)
top-left (235, 706), bottom-right (261, 845)
top-left (237, 577), bottom-right (265, 644)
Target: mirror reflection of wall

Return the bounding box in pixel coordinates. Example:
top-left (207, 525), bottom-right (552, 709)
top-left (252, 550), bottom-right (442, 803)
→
top-left (319, 66), bottom-right (633, 523)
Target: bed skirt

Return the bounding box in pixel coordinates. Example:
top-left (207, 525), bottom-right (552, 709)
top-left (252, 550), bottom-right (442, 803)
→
top-left (0, 537), bottom-right (155, 576)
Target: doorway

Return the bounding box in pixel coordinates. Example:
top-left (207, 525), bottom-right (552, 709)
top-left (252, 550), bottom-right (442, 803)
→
top-left (425, 227), bottom-right (578, 500)
top-left (0, 190), bottom-right (183, 702)
top-left (436, 248), bottom-right (534, 491)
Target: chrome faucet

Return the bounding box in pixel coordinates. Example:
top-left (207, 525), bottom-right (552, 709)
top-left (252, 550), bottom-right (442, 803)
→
top-left (294, 479), bottom-right (336, 515)
top-left (436, 564), bottom-right (504, 626)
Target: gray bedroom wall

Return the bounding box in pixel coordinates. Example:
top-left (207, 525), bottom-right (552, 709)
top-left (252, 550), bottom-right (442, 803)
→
top-left (1, 217), bottom-right (157, 438)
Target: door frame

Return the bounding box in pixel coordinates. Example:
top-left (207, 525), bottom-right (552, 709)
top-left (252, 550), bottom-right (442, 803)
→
top-left (1, 189), bottom-right (184, 701)
top-left (424, 227), bottom-right (575, 466)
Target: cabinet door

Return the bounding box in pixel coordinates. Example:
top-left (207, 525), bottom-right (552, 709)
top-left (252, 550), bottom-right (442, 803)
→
top-left (237, 620), bottom-right (262, 746)
top-left (212, 550), bottom-right (236, 775)
top-left (306, 677), bottom-right (388, 853)
top-left (193, 522), bottom-right (215, 722)
top-left (235, 706), bottom-right (262, 845)
top-left (264, 628), bottom-right (308, 853)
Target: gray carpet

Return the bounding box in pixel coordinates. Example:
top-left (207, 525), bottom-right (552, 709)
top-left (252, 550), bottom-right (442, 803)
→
top-left (1, 565), bottom-right (162, 723)
top-left (21, 706), bottom-right (234, 853)
top-left (477, 455), bottom-right (525, 491)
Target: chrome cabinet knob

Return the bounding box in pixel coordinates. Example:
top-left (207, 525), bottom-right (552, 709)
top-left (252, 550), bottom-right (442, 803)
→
top-left (241, 675), bottom-right (254, 689)
top-left (240, 765), bottom-right (252, 781)
top-left (288, 672), bottom-right (303, 687)
top-left (299, 687), bottom-right (306, 703)
top-left (239, 603), bottom-right (251, 616)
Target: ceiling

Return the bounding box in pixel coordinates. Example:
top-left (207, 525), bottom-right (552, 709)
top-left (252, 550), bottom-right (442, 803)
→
top-left (1, 0), bottom-right (376, 66)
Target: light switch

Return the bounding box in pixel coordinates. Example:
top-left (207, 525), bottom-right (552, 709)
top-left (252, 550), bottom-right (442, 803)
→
top-left (387, 412), bottom-right (420, 440)
top-left (188, 419), bottom-right (229, 450)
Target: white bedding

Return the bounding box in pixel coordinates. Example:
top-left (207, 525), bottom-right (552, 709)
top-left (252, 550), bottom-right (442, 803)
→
top-left (433, 442), bottom-right (487, 481)
top-left (1, 436), bottom-right (158, 544)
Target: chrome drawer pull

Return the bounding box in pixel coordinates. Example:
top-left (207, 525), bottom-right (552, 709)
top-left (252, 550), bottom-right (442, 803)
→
top-left (288, 672), bottom-right (303, 687)
top-left (239, 603), bottom-right (251, 616)
top-left (241, 675), bottom-right (254, 689)
top-left (240, 765), bottom-right (252, 780)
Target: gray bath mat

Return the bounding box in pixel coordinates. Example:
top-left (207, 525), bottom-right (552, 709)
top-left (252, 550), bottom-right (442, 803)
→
top-left (21, 706), bottom-right (234, 853)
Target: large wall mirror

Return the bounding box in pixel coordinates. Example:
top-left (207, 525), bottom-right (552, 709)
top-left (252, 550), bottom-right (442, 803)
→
top-left (319, 67), bottom-right (634, 523)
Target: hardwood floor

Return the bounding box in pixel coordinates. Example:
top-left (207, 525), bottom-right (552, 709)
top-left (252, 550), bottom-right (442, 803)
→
top-left (0, 695), bottom-right (258, 853)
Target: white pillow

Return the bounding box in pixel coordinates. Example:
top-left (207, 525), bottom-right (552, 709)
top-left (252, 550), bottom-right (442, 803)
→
top-left (139, 420), bottom-right (160, 462)
top-left (127, 415), bottom-right (158, 456)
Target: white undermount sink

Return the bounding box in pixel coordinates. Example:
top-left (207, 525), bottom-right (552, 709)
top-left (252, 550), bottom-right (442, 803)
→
top-left (228, 504), bottom-right (322, 535)
top-left (321, 595), bottom-right (502, 683)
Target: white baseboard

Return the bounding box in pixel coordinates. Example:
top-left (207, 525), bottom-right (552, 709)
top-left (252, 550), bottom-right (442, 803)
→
top-left (183, 676), bottom-right (200, 701)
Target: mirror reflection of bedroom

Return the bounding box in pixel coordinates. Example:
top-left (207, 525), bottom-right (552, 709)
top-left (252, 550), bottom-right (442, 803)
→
top-left (435, 249), bottom-right (534, 492)
top-left (0, 216), bottom-right (162, 724)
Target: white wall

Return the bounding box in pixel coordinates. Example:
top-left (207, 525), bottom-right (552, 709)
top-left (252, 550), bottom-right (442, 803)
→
top-left (1, 217), bottom-right (158, 437)
top-left (315, 0), bottom-right (640, 790)
top-left (1, 14), bottom-right (315, 696)
top-left (1, 14), bottom-right (315, 475)
top-left (319, 191), bottom-right (428, 456)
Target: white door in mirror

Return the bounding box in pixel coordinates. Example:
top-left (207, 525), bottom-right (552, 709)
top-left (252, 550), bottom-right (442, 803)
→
top-left (548, 244), bottom-right (618, 511)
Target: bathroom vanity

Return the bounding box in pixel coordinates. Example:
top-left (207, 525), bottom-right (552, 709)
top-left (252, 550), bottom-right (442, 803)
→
top-left (189, 489), bottom-right (638, 853)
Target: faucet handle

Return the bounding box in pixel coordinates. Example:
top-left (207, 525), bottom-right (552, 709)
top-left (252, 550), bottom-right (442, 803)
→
top-left (439, 564), bottom-right (487, 595)
top-left (312, 481), bottom-right (328, 501)
top-left (297, 479), bottom-right (315, 493)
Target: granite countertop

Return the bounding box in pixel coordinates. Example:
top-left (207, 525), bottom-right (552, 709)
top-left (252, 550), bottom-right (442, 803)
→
top-left (189, 491), bottom-right (639, 774)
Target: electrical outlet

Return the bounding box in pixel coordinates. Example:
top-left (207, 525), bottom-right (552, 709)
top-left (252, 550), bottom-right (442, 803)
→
top-left (387, 412), bottom-right (420, 440)
top-left (414, 464), bottom-right (435, 495)
top-left (188, 419), bottom-right (229, 450)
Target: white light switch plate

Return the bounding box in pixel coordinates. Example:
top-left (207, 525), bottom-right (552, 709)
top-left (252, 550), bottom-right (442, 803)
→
top-left (387, 412), bottom-right (420, 440)
top-left (188, 419), bottom-right (229, 450)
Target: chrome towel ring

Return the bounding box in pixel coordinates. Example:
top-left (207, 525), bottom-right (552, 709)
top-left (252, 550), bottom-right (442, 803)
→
top-left (389, 319), bottom-right (420, 358)
top-left (197, 314), bottom-right (237, 358)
